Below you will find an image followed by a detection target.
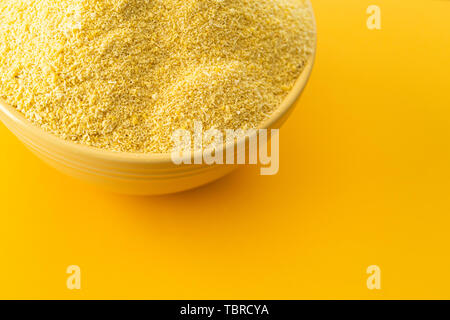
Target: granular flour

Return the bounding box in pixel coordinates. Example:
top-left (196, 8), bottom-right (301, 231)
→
top-left (0, 0), bottom-right (314, 153)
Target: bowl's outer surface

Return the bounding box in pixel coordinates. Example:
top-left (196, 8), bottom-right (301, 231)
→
top-left (0, 3), bottom-right (316, 195)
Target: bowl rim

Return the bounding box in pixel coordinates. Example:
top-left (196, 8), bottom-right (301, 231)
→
top-left (0, 1), bottom-right (317, 165)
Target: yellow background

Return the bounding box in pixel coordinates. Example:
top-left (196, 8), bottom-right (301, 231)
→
top-left (1, 0), bottom-right (449, 299)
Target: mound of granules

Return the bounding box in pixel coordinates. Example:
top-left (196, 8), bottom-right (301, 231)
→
top-left (0, 0), bottom-right (315, 153)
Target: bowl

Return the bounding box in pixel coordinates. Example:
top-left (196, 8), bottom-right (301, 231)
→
top-left (0, 4), bottom-right (316, 195)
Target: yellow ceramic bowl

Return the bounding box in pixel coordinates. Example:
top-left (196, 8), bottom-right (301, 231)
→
top-left (0, 5), bottom-right (316, 195)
